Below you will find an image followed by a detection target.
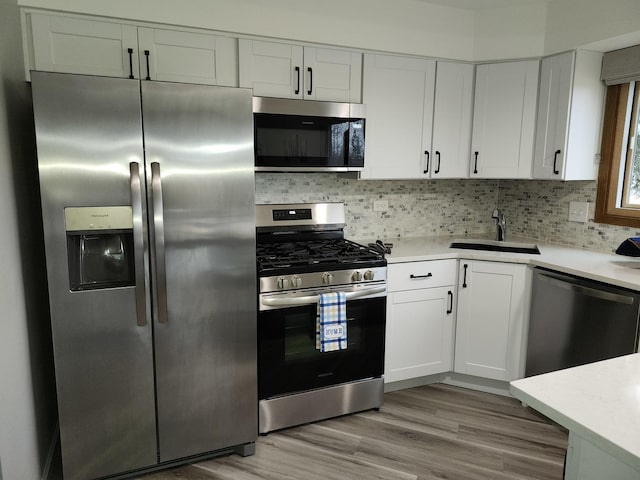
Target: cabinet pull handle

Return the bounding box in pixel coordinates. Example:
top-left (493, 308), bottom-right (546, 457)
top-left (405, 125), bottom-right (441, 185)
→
top-left (410, 273), bottom-right (433, 279)
top-left (144, 49), bottom-right (151, 80)
top-left (553, 149), bottom-right (561, 175)
top-left (462, 264), bottom-right (468, 288)
top-left (127, 48), bottom-right (134, 79)
top-left (434, 151), bottom-right (441, 174)
top-left (294, 66), bottom-right (300, 95)
top-left (473, 151), bottom-right (479, 174)
top-left (424, 150), bottom-right (430, 174)
top-left (447, 290), bottom-right (453, 314)
top-left (307, 67), bottom-right (313, 95)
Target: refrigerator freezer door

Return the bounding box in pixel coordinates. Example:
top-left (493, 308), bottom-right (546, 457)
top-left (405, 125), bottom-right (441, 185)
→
top-left (31, 72), bottom-right (157, 480)
top-left (140, 81), bottom-right (257, 461)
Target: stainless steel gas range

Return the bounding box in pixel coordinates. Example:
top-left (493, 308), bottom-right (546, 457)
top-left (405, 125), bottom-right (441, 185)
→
top-left (256, 203), bottom-right (387, 434)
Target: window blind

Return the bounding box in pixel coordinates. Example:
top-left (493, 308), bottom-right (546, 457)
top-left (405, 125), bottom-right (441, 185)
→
top-left (601, 44), bottom-right (640, 85)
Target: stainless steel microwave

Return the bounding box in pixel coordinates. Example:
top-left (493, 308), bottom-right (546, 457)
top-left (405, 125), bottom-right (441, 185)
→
top-left (252, 97), bottom-right (365, 173)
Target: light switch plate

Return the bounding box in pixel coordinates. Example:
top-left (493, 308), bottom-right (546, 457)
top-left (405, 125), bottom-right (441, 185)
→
top-left (373, 200), bottom-right (388, 212)
top-left (568, 201), bottom-right (589, 223)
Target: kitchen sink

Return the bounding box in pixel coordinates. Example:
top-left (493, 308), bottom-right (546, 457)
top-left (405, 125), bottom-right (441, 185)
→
top-left (449, 239), bottom-right (540, 254)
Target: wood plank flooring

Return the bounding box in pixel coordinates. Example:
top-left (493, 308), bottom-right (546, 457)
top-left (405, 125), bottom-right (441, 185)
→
top-left (136, 384), bottom-right (568, 480)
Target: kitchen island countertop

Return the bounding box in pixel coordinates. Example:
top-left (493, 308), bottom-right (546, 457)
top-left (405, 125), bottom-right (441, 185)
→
top-left (362, 234), bottom-right (640, 291)
top-left (510, 354), bottom-right (640, 476)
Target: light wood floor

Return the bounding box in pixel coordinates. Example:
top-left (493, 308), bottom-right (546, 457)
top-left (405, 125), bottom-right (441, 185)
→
top-left (137, 383), bottom-right (568, 480)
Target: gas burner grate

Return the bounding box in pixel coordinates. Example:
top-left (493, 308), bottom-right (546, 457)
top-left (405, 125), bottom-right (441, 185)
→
top-left (256, 238), bottom-right (384, 273)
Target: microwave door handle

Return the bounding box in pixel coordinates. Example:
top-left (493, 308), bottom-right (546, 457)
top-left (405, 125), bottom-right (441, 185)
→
top-left (261, 285), bottom-right (386, 308)
top-left (150, 162), bottom-right (169, 324)
top-left (344, 127), bottom-right (350, 165)
top-left (130, 161), bottom-right (148, 327)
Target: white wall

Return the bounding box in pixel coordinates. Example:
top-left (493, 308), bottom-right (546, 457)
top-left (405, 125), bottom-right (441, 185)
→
top-left (545, 0), bottom-right (640, 53)
top-left (473, 3), bottom-right (547, 60)
top-left (18, 0), bottom-right (478, 60)
top-left (0, 0), bottom-right (57, 478)
top-left (19, 0), bottom-right (640, 61)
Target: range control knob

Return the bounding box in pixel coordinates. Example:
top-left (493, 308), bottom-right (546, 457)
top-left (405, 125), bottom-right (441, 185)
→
top-left (322, 272), bottom-right (334, 285)
top-left (351, 271), bottom-right (363, 282)
top-left (276, 276), bottom-right (289, 290)
top-left (291, 275), bottom-right (302, 288)
top-left (363, 270), bottom-right (375, 281)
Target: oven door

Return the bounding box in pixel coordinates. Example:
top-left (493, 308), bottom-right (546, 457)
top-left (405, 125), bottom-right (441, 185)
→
top-left (258, 286), bottom-right (386, 400)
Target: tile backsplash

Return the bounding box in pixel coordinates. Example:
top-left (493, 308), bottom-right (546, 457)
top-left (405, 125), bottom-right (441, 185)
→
top-left (255, 173), bottom-right (500, 240)
top-left (499, 180), bottom-right (640, 253)
top-left (256, 173), bottom-right (640, 253)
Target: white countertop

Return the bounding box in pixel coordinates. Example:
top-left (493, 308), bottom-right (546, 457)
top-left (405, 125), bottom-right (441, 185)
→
top-left (510, 354), bottom-right (640, 472)
top-left (363, 234), bottom-right (640, 291)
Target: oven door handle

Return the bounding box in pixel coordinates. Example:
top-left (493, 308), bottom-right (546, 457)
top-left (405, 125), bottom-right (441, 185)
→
top-left (261, 286), bottom-right (387, 308)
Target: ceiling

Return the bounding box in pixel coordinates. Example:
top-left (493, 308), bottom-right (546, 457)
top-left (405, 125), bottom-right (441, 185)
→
top-left (416, 0), bottom-right (551, 10)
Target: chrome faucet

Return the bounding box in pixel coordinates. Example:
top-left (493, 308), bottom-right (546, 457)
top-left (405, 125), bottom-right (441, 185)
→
top-left (492, 209), bottom-right (506, 241)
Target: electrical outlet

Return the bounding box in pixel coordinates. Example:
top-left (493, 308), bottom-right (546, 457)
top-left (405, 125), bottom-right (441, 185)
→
top-left (373, 200), bottom-right (388, 212)
top-left (568, 201), bottom-right (589, 223)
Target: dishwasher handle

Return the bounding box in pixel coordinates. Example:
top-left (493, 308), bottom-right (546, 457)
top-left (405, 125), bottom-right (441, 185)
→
top-left (537, 272), bottom-right (635, 305)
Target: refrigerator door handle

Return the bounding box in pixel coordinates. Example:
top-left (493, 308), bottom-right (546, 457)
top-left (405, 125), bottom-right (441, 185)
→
top-left (150, 162), bottom-right (169, 324)
top-left (130, 162), bottom-right (148, 327)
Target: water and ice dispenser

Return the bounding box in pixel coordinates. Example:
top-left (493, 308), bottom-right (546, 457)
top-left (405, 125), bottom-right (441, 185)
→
top-left (65, 206), bottom-right (135, 291)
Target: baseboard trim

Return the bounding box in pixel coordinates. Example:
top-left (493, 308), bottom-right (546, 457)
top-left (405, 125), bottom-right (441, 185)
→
top-left (42, 422), bottom-right (58, 480)
top-left (441, 373), bottom-right (511, 396)
top-left (384, 372), bottom-right (512, 397)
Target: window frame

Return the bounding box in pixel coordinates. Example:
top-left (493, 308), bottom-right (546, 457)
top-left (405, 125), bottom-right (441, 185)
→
top-left (621, 84), bottom-right (640, 208)
top-left (595, 81), bottom-right (640, 227)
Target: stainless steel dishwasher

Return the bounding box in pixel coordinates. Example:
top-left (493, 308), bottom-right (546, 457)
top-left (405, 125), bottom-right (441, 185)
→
top-left (525, 268), bottom-right (640, 377)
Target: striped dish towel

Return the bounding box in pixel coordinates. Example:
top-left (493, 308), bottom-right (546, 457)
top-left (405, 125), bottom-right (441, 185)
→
top-left (316, 292), bottom-right (348, 352)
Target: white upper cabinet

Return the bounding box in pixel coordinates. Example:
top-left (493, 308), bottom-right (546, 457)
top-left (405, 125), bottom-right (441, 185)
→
top-left (238, 39), bottom-right (362, 102)
top-left (431, 61), bottom-right (474, 178)
top-left (360, 54), bottom-right (435, 179)
top-left (532, 50), bottom-right (605, 180)
top-left (28, 13), bottom-right (140, 80)
top-left (361, 56), bottom-right (472, 180)
top-left (24, 12), bottom-right (238, 85)
top-left (471, 60), bottom-right (539, 179)
top-left (137, 27), bottom-right (237, 86)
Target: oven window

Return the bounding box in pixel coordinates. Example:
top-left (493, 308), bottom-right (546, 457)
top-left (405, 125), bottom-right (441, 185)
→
top-left (258, 297), bottom-right (385, 399)
top-left (284, 312), bottom-right (362, 361)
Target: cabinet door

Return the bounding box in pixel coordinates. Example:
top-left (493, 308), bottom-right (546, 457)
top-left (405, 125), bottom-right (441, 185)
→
top-left (431, 61), bottom-right (474, 178)
top-left (303, 47), bottom-right (362, 102)
top-left (454, 261), bottom-right (528, 381)
top-left (360, 54), bottom-right (435, 179)
top-left (30, 13), bottom-right (139, 80)
top-left (385, 286), bottom-right (455, 382)
top-left (532, 51), bottom-right (574, 179)
top-left (137, 28), bottom-right (237, 86)
top-left (471, 61), bottom-right (539, 179)
top-left (239, 39), bottom-right (303, 98)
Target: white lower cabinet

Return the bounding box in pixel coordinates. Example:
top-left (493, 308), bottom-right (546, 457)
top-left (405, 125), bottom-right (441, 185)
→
top-left (385, 260), bottom-right (456, 382)
top-left (454, 260), bottom-right (530, 381)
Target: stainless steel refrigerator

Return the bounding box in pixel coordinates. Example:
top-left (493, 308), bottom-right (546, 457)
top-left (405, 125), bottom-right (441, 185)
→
top-left (31, 71), bottom-right (257, 480)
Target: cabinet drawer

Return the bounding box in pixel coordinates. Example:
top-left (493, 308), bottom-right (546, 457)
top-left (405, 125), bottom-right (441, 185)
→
top-left (388, 259), bottom-right (457, 292)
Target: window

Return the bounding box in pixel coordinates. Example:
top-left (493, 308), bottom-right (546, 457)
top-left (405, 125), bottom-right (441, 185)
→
top-left (595, 81), bottom-right (640, 227)
top-left (622, 84), bottom-right (640, 206)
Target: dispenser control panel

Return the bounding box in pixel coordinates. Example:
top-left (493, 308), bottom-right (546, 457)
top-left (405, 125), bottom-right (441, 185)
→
top-left (65, 206), bottom-right (133, 231)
